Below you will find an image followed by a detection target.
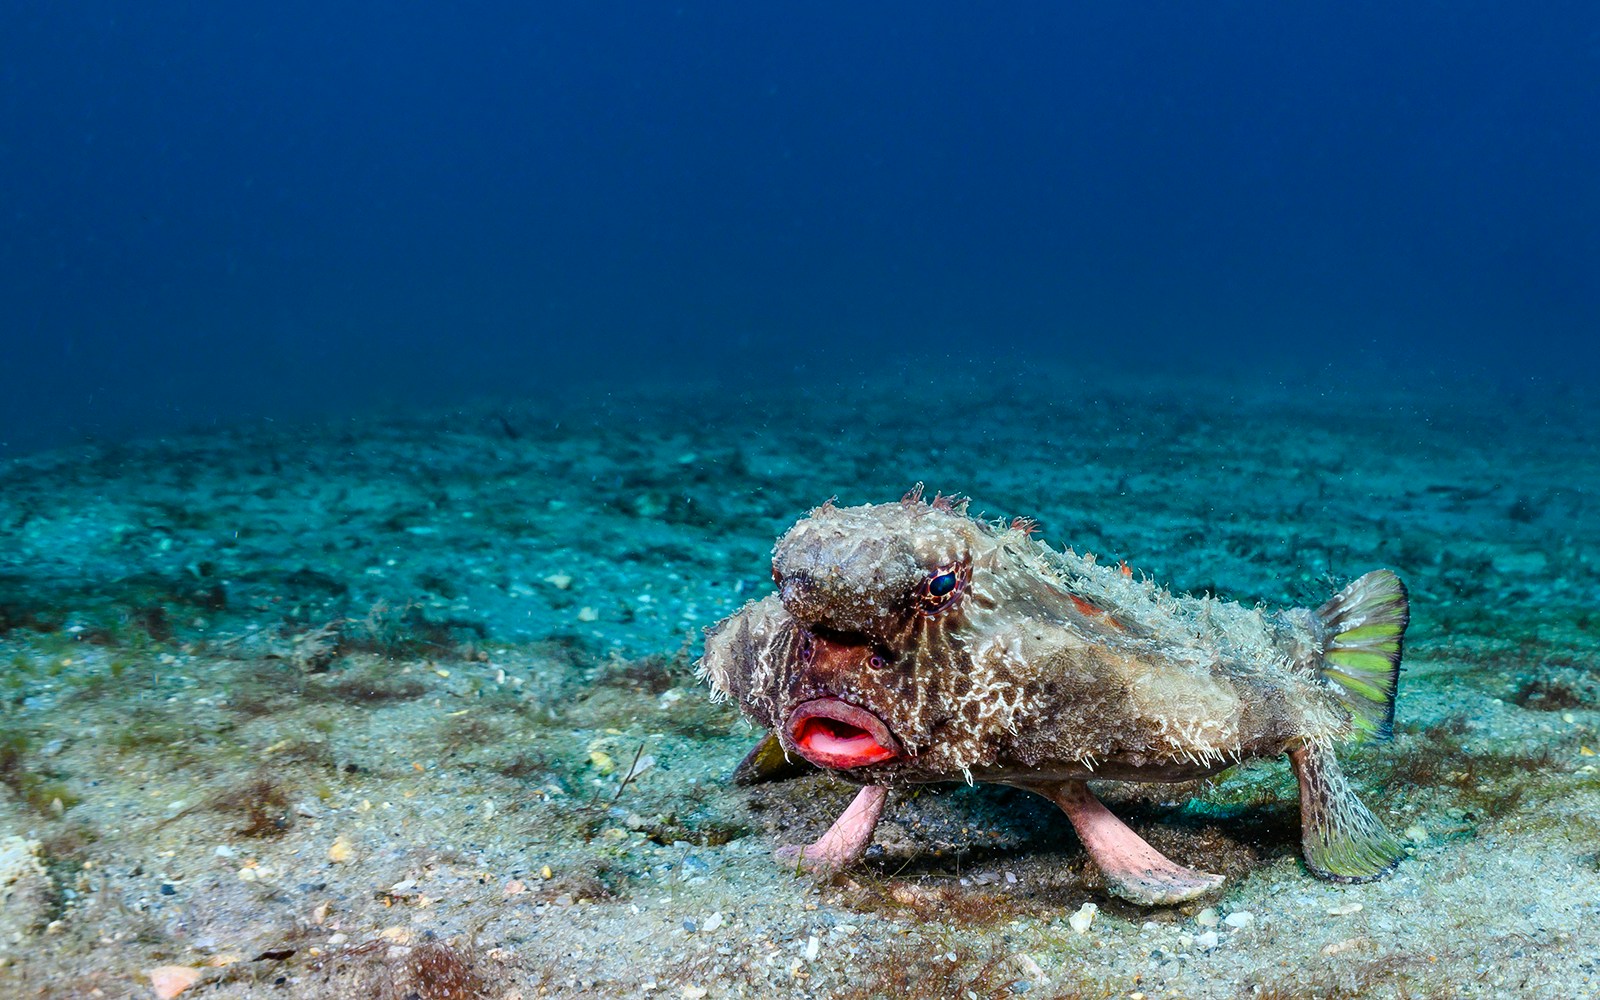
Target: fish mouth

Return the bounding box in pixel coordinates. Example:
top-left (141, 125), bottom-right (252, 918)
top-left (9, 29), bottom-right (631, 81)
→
top-left (787, 697), bottom-right (901, 770)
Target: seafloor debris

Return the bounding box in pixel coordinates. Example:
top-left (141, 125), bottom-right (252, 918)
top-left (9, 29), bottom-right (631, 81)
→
top-left (0, 377), bottom-right (1596, 997)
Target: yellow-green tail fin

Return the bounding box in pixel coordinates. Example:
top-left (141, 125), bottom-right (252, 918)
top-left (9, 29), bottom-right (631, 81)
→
top-left (1315, 569), bottom-right (1409, 740)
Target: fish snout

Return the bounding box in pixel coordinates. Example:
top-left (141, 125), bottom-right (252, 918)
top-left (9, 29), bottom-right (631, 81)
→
top-left (777, 572), bottom-right (897, 636)
top-left (777, 572), bottom-right (849, 629)
top-left (779, 574), bottom-right (817, 613)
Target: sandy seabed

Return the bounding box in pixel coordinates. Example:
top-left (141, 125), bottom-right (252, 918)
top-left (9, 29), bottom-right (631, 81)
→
top-left (2, 366), bottom-right (1598, 999)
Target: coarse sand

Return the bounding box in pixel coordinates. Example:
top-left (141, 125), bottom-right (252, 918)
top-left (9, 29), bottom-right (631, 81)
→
top-left (2, 366), bottom-right (1597, 999)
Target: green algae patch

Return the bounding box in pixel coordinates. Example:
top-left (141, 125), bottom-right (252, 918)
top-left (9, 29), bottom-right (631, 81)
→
top-left (0, 731), bottom-right (81, 816)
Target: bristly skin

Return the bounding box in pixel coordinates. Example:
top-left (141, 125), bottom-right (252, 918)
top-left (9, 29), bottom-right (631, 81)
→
top-left (699, 489), bottom-right (1411, 904)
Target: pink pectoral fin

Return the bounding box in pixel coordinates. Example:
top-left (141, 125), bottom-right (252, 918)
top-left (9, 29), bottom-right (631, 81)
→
top-left (1042, 780), bottom-right (1224, 905)
top-left (775, 784), bottom-right (888, 872)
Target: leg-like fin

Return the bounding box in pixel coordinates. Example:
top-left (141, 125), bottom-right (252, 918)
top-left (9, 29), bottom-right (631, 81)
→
top-left (1289, 742), bottom-right (1403, 882)
top-left (732, 731), bottom-right (816, 786)
top-left (1028, 780), bottom-right (1223, 905)
top-left (775, 784), bottom-right (888, 872)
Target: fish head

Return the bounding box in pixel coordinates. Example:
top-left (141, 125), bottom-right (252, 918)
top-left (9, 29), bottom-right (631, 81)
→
top-left (702, 598), bottom-right (1044, 782)
top-left (702, 492), bottom-right (1038, 782)
top-left (700, 598), bottom-right (923, 772)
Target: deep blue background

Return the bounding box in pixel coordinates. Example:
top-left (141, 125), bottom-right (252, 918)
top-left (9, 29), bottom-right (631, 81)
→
top-left (3, 2), bottom-right (1596, 451)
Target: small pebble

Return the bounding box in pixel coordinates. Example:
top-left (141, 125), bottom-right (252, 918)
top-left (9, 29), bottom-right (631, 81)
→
top-left (147, 965), bottom-right (202, 999)
top-left (1195, 930), bottom-right (1220, 950)
top-left (701, 911), bottom-right (723, 932)
top-left (1322, 936), bottom-right (1366, 955)
top-left (1327, 902), bottom-right (1363, 916)
top-left (1195, 907), bottom-right (1220, 928)
top-left (803, 935), bottom-right (820, 961)
top-left (1068, 902), bottom-right (1098, 934)
top-left (1223, 911), bottom-right (1253, 929)
top-left (327, 837), bottom-right (355, 864)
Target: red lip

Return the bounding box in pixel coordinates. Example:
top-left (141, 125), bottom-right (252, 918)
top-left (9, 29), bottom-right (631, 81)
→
top-left (787, 697), bottom-right (900, 769)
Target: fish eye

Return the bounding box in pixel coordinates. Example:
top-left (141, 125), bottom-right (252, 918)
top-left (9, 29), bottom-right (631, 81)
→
top-left (918, 562), bottom-right (967, 615)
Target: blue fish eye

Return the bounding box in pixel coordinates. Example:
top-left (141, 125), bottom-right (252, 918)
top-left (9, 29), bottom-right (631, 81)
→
top-left (919, 563), bottom-right (965, 615)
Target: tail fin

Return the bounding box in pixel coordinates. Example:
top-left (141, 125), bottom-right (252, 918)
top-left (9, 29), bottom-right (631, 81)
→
top-left (1315, 569), bottom-right (1409, 740)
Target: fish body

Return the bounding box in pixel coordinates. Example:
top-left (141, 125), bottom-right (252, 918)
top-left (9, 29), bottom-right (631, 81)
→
top-left (699, 488), bottom-right (1410, 904)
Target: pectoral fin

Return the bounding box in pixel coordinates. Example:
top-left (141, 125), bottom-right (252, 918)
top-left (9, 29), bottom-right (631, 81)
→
top-left (775, 784), bottom-right (889, 872)
top-left (1289, 741), bottom-right (1403, 882)
top-left (731, 731), bottom-right (817, 785)
top-left (1025, 780), bottom-right (1224, 905)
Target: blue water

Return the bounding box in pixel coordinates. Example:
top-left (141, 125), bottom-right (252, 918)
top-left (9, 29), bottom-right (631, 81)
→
top-left (3, 2), bottom-right (1596, 453)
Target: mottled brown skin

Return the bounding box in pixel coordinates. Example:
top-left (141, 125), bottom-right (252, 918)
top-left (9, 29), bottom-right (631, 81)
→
top-left (700, 489), bottom-right (1407, 904)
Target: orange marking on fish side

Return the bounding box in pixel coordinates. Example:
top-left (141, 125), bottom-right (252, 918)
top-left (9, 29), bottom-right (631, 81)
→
top-left (1070, 594), bottom-right (1104, 616)
top-left (1070, 593), bottom-right (1125, 631)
